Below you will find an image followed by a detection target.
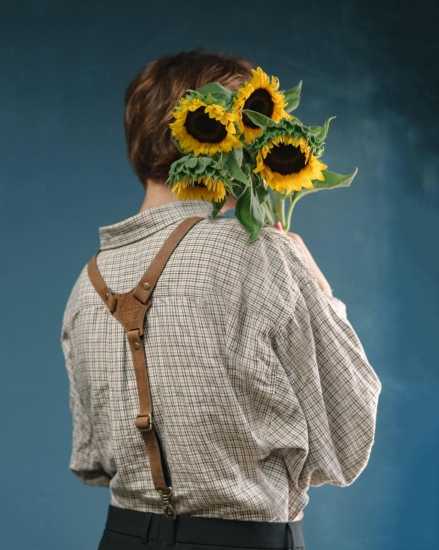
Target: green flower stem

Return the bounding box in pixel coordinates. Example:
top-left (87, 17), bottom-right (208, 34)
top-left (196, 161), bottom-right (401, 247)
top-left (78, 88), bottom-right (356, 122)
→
top-left (286, 192), bottom-right (300, 230)
top-left (262, 202), bottom-right (275, 224)
top-left (270, 189), bottom-right (286, 230)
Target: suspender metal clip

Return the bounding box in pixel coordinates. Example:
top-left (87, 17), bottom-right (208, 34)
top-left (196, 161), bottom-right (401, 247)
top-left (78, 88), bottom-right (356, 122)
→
top-left (158, 486), bottom-right (176, 518)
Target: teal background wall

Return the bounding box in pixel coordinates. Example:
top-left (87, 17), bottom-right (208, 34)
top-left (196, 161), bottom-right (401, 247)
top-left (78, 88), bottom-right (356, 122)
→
top-left (1, 1), bottom-right (437, 549)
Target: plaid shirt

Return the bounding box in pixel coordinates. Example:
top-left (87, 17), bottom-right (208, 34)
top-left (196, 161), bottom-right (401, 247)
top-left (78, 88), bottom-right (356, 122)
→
top-left (60, 199), bottom-right (382, 523)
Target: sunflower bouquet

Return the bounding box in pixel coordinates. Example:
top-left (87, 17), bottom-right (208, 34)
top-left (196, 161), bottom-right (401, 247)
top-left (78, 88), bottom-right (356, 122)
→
top-left (166, 66), bottom-right (358, 241)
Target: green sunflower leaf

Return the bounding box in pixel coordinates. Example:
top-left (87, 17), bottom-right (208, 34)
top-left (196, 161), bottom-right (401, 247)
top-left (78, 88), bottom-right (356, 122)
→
top-left (310, 115), bottom-right (336, 142)
top-left (183, 90), bottom-right (204, 102)
top-left (233, 147), bottom-right (243, 168)
top-left (251, 188), bottom-right (266, 227)
top-left (223, 150), bottom-right (249, 185)
top-left (306, 125), bottom-right (323, 136)
top-left (235, 185), bottom-right (264, 242)
top-left (196, 82), bottom-right (233, 103)
top-left (229, 179), bottom-right (244, 198)
top-left (254, 176), bottom-right (270, 204)
top-left (242, 109), bottom-right (275, 129)
top-left (291, 167), bottom-right (358, 203)
top-left (283, 80), bottom-right (303, 113)
top-left (210, 197), bottom-right (227, 219)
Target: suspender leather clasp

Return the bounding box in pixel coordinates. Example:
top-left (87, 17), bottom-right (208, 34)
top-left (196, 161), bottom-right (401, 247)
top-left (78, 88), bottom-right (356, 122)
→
top-left (135, 413), bottom-right (153, 432)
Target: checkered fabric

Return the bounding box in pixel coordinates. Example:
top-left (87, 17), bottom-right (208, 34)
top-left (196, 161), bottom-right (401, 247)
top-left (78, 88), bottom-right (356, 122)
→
top-left (60, 199), bottom-right (382, 522)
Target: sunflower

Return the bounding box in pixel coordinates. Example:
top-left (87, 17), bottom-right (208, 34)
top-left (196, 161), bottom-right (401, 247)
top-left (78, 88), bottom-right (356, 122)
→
top-left (171, 176), bottom-right (227, 202)
top-left (166, 154), bottom-right (231, 203)
top-left (254, 134), bottom-right (328, 194)
top-left (231, 66), bottom-right (292, 145)
top-left (169, 94), bottom-right (241, 155)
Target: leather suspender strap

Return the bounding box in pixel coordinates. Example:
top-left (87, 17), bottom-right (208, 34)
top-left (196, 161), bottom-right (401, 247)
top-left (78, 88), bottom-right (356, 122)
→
top-left (86, 215), bottom-right (206, 517)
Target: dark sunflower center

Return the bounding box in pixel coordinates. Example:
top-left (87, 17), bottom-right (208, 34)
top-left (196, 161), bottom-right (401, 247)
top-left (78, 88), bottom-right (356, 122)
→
top-left (242, 89), bottom-right (274, 128)
top-left (192, 180), bottom-right (206, 188)
top-left (264, 143), bottom-right (307, 175)
top-left (184, 107), bottom-right (227, 143)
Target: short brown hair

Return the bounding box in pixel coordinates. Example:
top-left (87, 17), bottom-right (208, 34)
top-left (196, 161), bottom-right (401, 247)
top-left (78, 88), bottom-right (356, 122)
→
top-left (123, 48), bottom-right (256, 188)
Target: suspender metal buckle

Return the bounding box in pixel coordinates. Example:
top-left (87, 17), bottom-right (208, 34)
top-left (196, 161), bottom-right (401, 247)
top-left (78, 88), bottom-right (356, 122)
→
top-left (127, 328), bottom-right (143, 349)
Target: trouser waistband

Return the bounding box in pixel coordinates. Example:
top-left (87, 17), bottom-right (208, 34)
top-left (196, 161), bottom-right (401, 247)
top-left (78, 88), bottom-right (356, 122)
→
top-left (104, 504), bottom-right (305, 549)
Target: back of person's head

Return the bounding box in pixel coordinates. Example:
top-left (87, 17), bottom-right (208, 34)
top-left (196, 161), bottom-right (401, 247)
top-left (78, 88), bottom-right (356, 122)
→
top-left (123, 48), bottom-right (256, 190)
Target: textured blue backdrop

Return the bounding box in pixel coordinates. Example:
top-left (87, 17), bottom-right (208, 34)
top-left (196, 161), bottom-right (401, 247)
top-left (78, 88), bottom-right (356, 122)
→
top-left (1, 1), bottom-right (437, 549)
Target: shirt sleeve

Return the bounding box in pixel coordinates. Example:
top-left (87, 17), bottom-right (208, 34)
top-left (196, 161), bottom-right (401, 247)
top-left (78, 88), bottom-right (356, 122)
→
top-left (268, 232), bottom-right (382, 489)
top-left (60, 308), bottom-right (112, 488)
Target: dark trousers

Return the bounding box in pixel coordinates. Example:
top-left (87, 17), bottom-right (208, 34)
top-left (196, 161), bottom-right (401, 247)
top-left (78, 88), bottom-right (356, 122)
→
top-left (97, 504), bottom-right (306, 550)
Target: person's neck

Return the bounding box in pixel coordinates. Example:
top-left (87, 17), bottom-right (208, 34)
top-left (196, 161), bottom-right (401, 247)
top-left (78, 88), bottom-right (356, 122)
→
top-left (139, 179), bottom-right (181, 212)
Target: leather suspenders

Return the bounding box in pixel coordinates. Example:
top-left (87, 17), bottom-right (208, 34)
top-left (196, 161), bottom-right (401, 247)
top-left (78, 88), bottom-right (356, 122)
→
top-left (86, 215), bottom-right (206, 517)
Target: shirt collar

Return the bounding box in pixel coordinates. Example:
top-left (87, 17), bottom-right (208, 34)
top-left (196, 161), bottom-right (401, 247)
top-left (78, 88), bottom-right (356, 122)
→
top-left (98, 199), bottom-right (215, 250)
